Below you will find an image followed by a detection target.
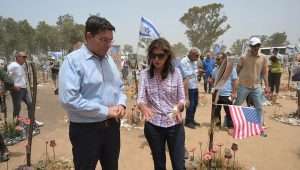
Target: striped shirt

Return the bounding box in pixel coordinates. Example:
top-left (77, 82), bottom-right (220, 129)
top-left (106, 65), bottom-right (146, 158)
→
top-left (137, 68), bottom-right (185, 127)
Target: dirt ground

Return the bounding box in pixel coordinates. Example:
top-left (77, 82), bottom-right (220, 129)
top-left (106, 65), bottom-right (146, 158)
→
top-left (0, 75), bottom-right (300, 170)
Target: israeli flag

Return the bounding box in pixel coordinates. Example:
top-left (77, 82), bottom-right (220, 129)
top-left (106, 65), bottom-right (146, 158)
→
top-left (139, 17), bottom-right (160, 39)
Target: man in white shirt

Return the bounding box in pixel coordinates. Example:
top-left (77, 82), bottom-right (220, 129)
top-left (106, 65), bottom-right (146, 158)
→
top-left (8, 51), bottom-right (34, 123)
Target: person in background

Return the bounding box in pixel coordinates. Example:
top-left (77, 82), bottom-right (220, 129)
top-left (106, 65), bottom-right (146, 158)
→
top-left (0, 61), bottom-right (14, 162)
top-left (211, 53), bottom-right (238, 129)
top-left (41, 61), bottom-right (50, 83)
top-left (138, 38), bottom-right (185, 170)
top-left (49, 58), bottom-right (60, 95)
top-left (235, 37), bottom-right (270, 137)
top-left (202, 51), bottom-right (215, 93)
top-left (7, 52), bottom-right (43, 126)
top-left (59, 16), bottom-right (126, 170)
top-left (121, 56), bottom-right (129, 81)
top-left (179, 48), bottom-right (201, 129)
top-left (268, 48), bottom-right (283, 103)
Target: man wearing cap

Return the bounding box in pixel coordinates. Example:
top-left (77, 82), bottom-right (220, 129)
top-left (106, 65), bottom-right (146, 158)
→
top-left (234, 37), bottom-right (270, 136)
top-left (7, 52), bottom-right (34, 121)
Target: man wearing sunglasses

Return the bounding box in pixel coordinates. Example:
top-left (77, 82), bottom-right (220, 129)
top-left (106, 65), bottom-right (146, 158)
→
top-left (235, 37), bottom-right (270, 136)
top-left (179, 48), bottom-right (201, 129)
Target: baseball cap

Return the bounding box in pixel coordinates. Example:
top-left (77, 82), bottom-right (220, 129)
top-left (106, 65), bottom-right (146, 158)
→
top-left (249, 37), bottom-right (261, 46)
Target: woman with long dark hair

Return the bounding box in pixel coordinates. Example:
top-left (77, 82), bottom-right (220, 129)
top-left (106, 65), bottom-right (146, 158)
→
top-left (137, 38), bottom-right (185, 170)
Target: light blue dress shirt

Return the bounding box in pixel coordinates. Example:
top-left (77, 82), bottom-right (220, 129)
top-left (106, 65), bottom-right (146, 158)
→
top-left (59, 45), bottom-right (127, 123)
top-left (179, 56), bottom-right (198, 89)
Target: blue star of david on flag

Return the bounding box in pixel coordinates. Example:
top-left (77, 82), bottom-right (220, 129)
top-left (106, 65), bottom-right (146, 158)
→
top-left (139, 17), bottom-right (160, 39)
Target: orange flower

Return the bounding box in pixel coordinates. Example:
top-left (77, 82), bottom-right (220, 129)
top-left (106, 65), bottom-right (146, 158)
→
top-left (50, 140), bottom-right (56, 147)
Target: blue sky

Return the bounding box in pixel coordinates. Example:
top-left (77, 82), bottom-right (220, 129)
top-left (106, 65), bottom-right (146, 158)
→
top-left (1, 0), bottom-right (299, 49)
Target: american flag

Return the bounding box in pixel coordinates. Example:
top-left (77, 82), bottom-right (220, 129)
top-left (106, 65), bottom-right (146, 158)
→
top-left (229, 105), bottom-right (264, 139)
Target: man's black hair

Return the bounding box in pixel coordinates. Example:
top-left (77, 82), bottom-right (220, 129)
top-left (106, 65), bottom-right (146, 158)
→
top-left (85, 16), bottom-right (115, 36)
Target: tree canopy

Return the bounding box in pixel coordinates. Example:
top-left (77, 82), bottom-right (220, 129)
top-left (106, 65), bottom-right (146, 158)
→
top-left (180, 3), bottom-right (230, 53)
top-left (0, 14), bottom-right (85, 57)
top-left (171, 42), bottom-right (188, 57)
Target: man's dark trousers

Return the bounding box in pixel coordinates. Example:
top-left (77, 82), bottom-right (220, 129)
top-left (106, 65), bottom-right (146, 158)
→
top-left (69, 119), bottom-right (120, 170)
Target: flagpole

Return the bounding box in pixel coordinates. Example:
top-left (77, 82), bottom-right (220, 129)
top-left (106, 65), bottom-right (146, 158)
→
top-left (134, 39), bottom-right (141, 96)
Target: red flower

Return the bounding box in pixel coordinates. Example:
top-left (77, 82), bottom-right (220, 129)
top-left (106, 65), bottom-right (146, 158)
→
top-left (203, 152), bottom-right (212, 161)
top-left (211, 145), bottom-right (218, 153)
top-left (17, 116), bottom-right (25, 122)
top-left (15, 126), bottom-right (24, 131)
top-left (24, 118), bottom-right (31, 125)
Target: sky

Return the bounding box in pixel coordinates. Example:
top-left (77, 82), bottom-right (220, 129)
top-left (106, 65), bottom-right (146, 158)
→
top-left (1, 0), bottom-right (300, 49)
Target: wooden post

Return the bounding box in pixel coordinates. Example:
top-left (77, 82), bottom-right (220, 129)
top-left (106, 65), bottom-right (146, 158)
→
top-left (25, 62), bottom-right (37, 166)
top-left (208, 90), bottom-right (219, 169)
top-left (297, 90), bottom-right (300, 118)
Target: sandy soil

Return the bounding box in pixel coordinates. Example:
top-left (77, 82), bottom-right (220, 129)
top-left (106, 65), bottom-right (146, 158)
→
top-left (0, 77), bottom-right (300, 170)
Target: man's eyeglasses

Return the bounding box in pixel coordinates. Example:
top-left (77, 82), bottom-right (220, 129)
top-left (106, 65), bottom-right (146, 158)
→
top-left (94, 37), bottom-right (114, 44)
top-left (150, 53), bottom-right (167, 60)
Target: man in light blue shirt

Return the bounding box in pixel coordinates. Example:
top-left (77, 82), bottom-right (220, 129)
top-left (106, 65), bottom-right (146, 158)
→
top-left (212, 53), bottom-right (238, 129)
top-left (179, 48), bottom-right (201, 129)
top-left (59, 16), bottom-right (126, 170)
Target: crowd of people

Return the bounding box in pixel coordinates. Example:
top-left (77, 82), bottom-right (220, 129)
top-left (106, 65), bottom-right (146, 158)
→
top-left (57, 16), bottom-right (292, 170)
top-left (0, 15), bottom-right (293, 169)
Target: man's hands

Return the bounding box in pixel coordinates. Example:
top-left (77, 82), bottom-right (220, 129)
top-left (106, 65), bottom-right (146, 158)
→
top-left (231, 91), bottom-right (237, 100)
top-left (264, 86), bottom-right (271, 98)
top-left (107, 105), bottom-right (126, 120)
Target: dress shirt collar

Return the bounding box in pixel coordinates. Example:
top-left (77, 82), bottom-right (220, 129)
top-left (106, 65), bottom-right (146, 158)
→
top-left (82, 44), bottom-right (108, 60)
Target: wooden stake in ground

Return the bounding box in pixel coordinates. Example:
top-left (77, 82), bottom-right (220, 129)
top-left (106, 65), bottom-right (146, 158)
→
top-left (208, 56), bottom-right (234, 168)
top-left (297, 90), bottom-right (300, 118)
top-left (25, 61), bottom-right (37, 166)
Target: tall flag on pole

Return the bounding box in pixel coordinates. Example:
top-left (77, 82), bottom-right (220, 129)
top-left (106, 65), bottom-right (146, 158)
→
top-left (229, 105), bottom-right (264, 139)
top-left (139, 17), bottom-right (160, 39)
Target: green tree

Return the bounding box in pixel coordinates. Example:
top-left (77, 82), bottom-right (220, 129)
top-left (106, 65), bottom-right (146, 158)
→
top-left (260, 35), bottom-right (269, 46)
top-left (266, 32), bottom-right (288, 47)
top-left (56, 14), bottom-right (84, 52)
top-left (35, 21), bottom-right (61, 53)
top-left (18, 20), bottom-right (35, 53)
top-left (1, 17), bottom-right (19, 56)
top-left (180, 3), bottom-right (230, 53)
top-left (230, 38), bottom-right (247, 56)
top-left (122, 44), bottom-right (134, 55)
top-left (172, 42), bottom-right (188, 57)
